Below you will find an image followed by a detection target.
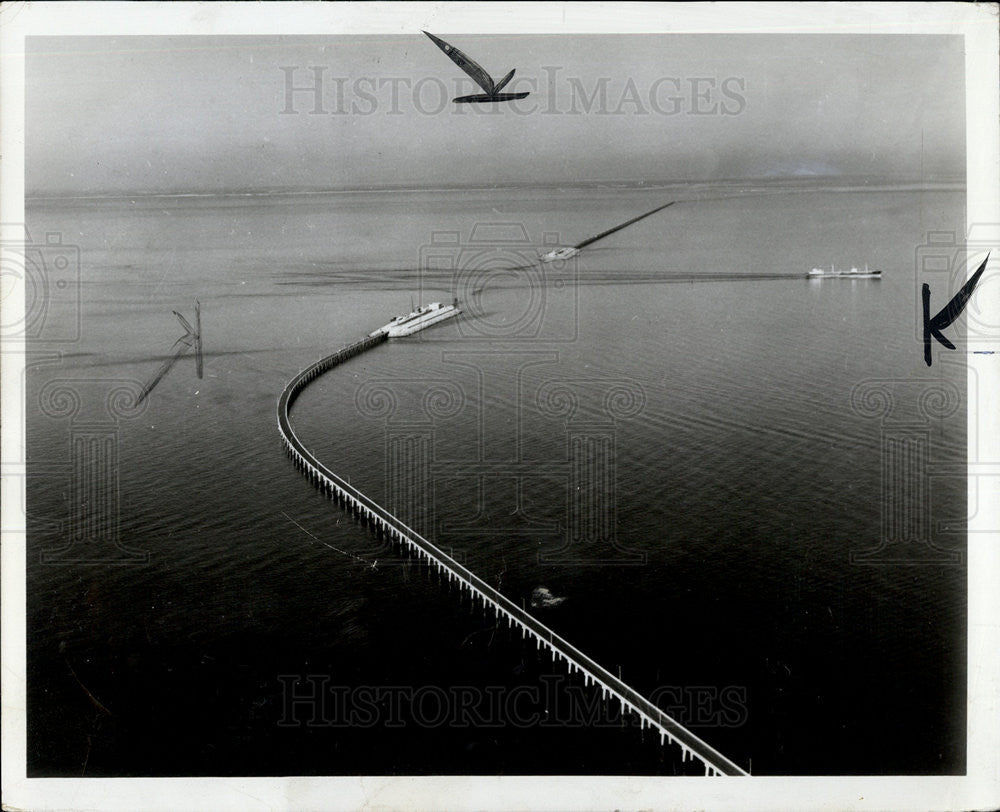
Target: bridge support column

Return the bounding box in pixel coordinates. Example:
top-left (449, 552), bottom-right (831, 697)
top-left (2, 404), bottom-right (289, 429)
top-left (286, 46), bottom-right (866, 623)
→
top-left (386, 424), bottom-right (432, 538)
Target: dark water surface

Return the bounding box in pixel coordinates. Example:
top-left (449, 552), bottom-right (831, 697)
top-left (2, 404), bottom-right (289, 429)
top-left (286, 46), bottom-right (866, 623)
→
top-left (26, 183), bottom-right (966, 776)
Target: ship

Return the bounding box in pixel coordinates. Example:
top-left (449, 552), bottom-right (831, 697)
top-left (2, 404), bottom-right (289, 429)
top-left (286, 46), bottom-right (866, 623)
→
top-left (540, 201), bottom-right (676, 262)
top-left (807, 264), bottom-right (882, 279)
top-left (540, 246), bottom-right (581, 262)
top-left (369, 299), bottom-right (462, 338)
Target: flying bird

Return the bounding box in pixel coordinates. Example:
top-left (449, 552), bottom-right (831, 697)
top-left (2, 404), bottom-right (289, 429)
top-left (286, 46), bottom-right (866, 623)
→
top-left (423, 31), bottom-right (530, 104)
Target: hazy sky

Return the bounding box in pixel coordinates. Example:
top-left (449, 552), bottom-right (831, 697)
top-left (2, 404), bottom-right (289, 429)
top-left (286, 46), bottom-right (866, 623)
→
top-left (27, 34), bottom-right (965, 194)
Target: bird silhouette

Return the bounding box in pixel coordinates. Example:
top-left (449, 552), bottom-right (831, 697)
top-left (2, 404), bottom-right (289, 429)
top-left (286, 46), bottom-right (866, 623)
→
top-left (423, 32), bottom-right (530, 103)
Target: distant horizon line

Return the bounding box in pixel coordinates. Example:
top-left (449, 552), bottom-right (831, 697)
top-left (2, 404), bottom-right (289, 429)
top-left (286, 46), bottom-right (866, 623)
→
top-left (26, 174), bottom-right (965, 202)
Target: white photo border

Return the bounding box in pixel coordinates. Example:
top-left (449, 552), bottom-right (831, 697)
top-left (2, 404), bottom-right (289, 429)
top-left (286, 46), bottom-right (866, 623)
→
top-left (2, 2), bottom-right (998, 810)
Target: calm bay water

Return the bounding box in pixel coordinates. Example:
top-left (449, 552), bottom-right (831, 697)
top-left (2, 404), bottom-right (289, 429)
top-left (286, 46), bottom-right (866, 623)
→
top-left (26, 182), bottom-right (966, 776)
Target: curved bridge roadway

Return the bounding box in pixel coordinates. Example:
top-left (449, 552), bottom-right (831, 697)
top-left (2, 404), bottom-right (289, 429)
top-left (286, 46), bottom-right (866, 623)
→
top-left (277, 332), bottom-right (750, 777)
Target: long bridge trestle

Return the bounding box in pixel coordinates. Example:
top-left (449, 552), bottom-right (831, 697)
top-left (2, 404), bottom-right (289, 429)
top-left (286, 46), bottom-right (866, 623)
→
top-left (277, 332), bottom-right (749, 777)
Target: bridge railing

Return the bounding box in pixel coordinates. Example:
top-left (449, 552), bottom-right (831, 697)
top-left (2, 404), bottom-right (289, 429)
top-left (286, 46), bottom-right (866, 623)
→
top-left (277, 334), bottom-right (749, 777)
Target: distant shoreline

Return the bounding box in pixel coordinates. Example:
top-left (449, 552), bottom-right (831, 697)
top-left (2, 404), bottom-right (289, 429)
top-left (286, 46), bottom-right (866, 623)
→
top-left (26, 176), bottom-right (965, 203)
